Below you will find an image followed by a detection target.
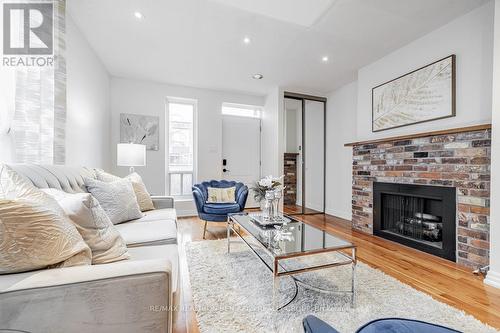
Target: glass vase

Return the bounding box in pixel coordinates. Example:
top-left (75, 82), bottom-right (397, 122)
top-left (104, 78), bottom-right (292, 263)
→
top-left (273, 188), bottom-right (282, 220)
top-left (263, 190), bottom-right (275, 220)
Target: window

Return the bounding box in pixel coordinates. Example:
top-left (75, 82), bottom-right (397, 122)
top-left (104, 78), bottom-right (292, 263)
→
top-left (166, 98), bottom-right (197, 198)
top-left (221, 103), bottom-right (262, 118)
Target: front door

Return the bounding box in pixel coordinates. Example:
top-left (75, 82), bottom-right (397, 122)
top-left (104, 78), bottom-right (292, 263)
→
top-left (222, 115), bottom-right (261, 208)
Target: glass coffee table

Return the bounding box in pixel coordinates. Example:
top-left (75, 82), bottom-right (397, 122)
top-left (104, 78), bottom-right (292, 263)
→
top-left (227, 213), bottom-right (356, 310)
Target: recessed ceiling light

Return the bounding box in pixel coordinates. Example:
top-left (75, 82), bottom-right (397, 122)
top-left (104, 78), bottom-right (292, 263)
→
top-left (243, 36), bottom-right (251, 44)
top-left (134, 11), bottom-right (144, 20)
top-left (252, 74), bottom-right (263, 80)
top-left (322, 56), bottom-right (329, 62)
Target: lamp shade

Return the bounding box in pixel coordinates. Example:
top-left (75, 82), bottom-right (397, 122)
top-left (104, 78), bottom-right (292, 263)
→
top-left (117, 143), bottom-right (146, 167)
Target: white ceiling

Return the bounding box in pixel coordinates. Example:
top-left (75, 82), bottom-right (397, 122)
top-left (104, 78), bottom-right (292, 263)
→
top-left (68, 0), bottom-right (489, 96)
top-left (210, 0), bottom-right (336, 27)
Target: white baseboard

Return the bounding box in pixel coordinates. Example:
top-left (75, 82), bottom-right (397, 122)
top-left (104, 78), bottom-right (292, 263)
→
top-left (485, 270), bottom-right (500, 289)
top-left (325, 208), bottom-right (352, 221)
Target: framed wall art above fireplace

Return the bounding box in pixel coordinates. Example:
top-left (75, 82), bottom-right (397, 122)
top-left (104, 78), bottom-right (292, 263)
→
top-left (372, 55), bottom-right (456, 132)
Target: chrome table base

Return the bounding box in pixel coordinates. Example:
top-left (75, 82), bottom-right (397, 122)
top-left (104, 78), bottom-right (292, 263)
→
top-left (227, 217), bottom-right (356, 311)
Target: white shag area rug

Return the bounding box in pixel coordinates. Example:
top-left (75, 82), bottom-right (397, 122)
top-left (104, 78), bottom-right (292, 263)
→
top-left (185, 239), bottom-right (498, 333)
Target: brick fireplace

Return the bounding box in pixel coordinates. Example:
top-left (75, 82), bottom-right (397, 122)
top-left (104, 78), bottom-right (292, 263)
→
top-left (348, 126), bottom-right (491, 269)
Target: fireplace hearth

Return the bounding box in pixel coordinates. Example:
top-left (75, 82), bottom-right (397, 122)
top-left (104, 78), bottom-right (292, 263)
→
top-left (373, 182), bottom-right (456, 261)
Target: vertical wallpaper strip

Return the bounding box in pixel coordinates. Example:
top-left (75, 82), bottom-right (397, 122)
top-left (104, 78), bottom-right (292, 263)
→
top-left (54, 0), bottom-right (67, 165)
top-left (10, 0), bottom-right (66, 165)
top-left (13, 67), bottom-right (55, 164)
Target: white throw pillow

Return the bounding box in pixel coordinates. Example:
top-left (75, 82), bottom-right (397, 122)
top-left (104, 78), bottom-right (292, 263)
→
top-left (84, 177), bottom-right (143, 224)
top-left (43, 189), bottom-right (130, 264)
top-left (206, 187), bottom-right (236, 203)
top-left (95, 170), bottom-right (154, 212)
top-left (0, 165), bottom-right (91, 274)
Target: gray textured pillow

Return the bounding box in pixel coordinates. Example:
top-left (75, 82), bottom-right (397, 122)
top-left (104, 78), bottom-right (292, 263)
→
top-left (95, 170), bottom-right (154, 212)
top-left (84, 177), bottom-right (143, 224)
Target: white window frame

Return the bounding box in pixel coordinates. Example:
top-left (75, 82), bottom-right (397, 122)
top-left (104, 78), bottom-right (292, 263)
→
top-left (221, 102), bottom-right (262, 118)
top-left (165, 97), bottom-right (198, 199)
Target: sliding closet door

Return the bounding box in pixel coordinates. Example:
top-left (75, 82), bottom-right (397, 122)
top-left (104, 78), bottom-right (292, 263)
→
top-left (283, 98), bottom-right (303, 215)
top-left (304, 100), bottom-right (325, 214)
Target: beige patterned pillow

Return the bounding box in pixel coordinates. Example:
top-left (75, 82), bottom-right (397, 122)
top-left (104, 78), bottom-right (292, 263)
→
top-left (95, 169), bottom-right (121, 182)
top-left (128, 173), bottom-right (155, 211)
top-left (43, 189), bottom-right (130, 264)
top-left (95, 170), bottom-right (154, 212)
top-left (0, 165), bottom-right (91, 274)
top-left (206, 187), bottom-right (236, 203)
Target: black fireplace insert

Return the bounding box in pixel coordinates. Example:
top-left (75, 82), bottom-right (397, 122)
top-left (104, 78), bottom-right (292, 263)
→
top-left (373, 182), bottom-right (456, 261)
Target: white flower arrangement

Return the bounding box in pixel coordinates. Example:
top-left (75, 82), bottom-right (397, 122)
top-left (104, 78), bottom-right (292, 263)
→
top-left (251, 175), bottom-right (284, 202)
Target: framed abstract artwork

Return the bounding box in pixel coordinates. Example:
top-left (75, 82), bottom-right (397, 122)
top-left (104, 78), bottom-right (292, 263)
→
top-left (372, 55), bottom-right (456, 132)
top-left (120, 113), bottom-right (159, 150)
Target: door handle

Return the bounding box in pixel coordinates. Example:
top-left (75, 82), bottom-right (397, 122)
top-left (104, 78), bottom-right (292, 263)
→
top-left (223, 168), bottom-right (230, 173)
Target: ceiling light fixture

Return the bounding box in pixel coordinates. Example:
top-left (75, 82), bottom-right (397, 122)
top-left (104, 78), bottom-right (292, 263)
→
top-left (243, 36), bottom-right (251, 44)
top-left (322, 56), bottom-right (329, 62)
top-left (252, 74), bottom-right (263, 80)
top-left (134, 11), bottom-right (144, 20)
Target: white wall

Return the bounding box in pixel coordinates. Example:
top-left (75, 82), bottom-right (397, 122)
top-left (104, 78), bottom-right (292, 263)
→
top-left (110, 77), bottom-right (264, 215)
top-left (325, 81), bottom-right (357, 220)
top-left (0, 69), bottom-right (15, 162)
top-left (485, 0), bottom-right (500, 289)
top-left (261, 87), bottom-right (282, 178)
top-left (66, 14), bottom-right (111, 169)
top-left (357, 2), bottom-right (493, 141)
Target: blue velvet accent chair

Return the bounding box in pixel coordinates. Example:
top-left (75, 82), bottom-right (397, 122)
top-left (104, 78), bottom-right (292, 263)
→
top-left (192, 180), bottom-right (248, 239)
top-left (303, 316), bottom-right (461, 333)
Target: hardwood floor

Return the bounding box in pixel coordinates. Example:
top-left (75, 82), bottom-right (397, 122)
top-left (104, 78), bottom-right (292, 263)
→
top-left (173, 213), bottom-right (500, 333)
top-left (173, 218), bottom-right (229, 333)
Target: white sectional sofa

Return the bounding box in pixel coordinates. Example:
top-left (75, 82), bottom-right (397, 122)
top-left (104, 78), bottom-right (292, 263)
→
top-left (0, 165), bottom-right (179, 333)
